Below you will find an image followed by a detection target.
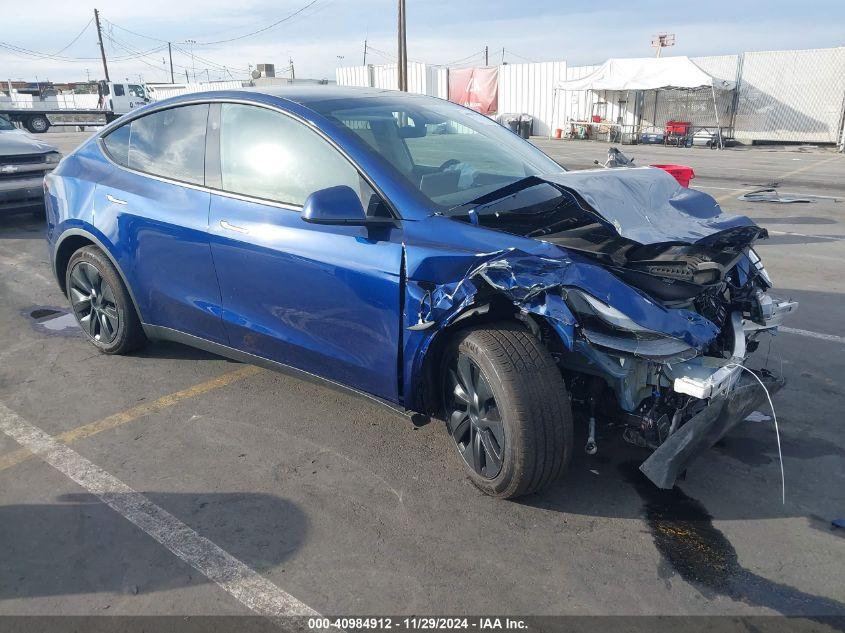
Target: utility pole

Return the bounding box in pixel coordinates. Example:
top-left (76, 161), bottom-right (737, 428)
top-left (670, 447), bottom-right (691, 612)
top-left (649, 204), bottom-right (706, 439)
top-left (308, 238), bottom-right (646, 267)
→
top-left (94, 8), bottom-right (110, 82)
top-left (363, 39), bottom-right (367, 66)
top-left (290, 57), bottom-right (295, 80)
top-left (397, 0), bottom-right (407, 91)
top-left (501, 47), bottom-right (505, 64)
top-left (484, 45), bottom-right (488, 66)
top-left (167, 42), bottom-right (175, 83)
top-left (185, 39), bottom-right (197, 82)
top-left (185, 68), bottom-right (189, 82)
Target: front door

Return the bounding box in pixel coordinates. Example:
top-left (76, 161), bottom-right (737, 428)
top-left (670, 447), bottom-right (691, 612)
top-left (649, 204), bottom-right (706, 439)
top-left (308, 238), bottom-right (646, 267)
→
top-left (207, 102), bottom-right (404, 402)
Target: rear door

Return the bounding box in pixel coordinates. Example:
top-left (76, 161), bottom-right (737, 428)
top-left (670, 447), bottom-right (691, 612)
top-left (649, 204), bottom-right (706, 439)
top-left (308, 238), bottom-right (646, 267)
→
top-left (95, 103), bottom-right (227, 344)
top-left (206, 102), bottom-right (404, 401)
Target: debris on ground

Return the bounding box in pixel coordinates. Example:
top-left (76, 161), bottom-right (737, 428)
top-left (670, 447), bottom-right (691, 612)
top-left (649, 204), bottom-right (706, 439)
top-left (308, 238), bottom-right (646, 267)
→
top-left (739, 188), bottom-right (843, 203)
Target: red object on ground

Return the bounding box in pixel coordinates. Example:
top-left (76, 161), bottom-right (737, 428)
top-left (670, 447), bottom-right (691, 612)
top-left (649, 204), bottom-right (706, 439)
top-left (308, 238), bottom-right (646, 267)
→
top-left (665, 120), bottom-right (691, 136)
top-left (554, 128), bottom-right (562, 139)
top-left (651, 164), bottom-right (695, 188)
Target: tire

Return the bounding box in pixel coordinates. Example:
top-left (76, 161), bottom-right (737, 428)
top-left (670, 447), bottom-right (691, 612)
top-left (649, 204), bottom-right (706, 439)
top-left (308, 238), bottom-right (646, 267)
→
top-left (442, 322), bottom-right (573, 499)
top-left (25, 115), bottom-right (50, 133)
top-left (65, 246), bottom-right (146, 354)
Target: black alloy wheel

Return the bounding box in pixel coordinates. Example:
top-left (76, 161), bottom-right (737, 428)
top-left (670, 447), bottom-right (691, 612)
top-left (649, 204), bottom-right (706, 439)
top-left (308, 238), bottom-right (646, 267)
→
top-left (445, 353), bottom-right (505, 479)
top-left (68, 260), bottom-right (120, 344)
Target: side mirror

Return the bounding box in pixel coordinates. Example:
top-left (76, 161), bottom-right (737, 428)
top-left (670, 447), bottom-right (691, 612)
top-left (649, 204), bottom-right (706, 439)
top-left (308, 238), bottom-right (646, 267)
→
top-left (301, 185), bottom-right (368, 225)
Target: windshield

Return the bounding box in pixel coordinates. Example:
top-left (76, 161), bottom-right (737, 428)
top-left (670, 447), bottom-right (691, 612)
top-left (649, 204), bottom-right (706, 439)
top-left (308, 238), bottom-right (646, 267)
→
top-left (310, 97), bottom-right (564, 209)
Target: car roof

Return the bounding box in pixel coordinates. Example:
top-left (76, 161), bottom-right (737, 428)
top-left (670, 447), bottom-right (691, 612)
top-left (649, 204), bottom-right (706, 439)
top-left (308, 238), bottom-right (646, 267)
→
top-left (155, 85), bottom-right (437, 112)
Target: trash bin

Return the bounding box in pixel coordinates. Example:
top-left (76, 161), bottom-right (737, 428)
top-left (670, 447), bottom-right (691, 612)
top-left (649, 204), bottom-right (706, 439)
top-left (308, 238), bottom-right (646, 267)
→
top-left (518, 115), bottom-right (533, 139)
top-left (496, 114), bottom-right (521, 134)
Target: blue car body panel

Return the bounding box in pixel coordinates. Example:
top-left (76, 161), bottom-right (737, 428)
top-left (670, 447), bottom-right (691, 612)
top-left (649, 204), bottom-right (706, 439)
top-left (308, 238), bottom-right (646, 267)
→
top-left (44, 86), bottom-right (765, 417)
top-left (208, 194), bottom-right (404, 401)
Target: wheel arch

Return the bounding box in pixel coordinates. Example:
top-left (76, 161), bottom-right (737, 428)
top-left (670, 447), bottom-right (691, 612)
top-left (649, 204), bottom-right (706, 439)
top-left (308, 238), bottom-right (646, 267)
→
top-left (412, 296), bottom-right (529, 417)
top-left (54, 228), bottom-right (144, 323)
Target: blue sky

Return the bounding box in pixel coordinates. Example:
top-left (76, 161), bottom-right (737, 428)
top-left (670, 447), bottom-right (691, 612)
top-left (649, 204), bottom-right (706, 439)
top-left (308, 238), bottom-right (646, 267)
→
top-left (2, 0), bottom-right (844, 83)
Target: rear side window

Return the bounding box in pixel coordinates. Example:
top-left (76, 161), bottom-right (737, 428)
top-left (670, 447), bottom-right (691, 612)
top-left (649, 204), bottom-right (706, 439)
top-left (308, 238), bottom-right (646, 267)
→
top-left (101, 104), bottom-right (208, 185)
top-left (114, 84), bottom-right (125, 97)
top-left (218, 103), bottom-right (359, 206)
top-left (102, 124), bottom-right (130, 165)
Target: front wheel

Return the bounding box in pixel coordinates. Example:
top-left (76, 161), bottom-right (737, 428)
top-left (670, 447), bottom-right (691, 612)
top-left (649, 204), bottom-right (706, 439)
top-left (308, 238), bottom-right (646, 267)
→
top-left (442, 323), bottom-right (573, 499)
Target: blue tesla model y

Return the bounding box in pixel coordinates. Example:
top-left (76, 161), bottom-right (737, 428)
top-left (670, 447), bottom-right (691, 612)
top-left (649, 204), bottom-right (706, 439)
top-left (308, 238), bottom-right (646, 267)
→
top-left (45, 87), bottom-right (795, 498)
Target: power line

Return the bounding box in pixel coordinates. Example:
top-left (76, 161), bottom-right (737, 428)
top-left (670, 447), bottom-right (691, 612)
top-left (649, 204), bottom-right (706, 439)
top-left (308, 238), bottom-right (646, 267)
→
top-left (195, 0), bottom-right (321, 46)
top-left (103, 0), bottom-right (324, 48)
top-left (0, 39), bottom-right (163, 63)
top-left (431, 50), bottom-right (485, 67)
top-left (51, 17), bottom-right (94, 57)
top-left (503, 48), bottom-right (536, 63)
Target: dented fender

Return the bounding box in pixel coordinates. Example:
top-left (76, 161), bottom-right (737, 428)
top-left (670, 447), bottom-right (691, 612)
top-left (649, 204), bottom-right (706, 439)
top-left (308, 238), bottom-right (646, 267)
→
top-left (400, 236), bottom-right (721, 412)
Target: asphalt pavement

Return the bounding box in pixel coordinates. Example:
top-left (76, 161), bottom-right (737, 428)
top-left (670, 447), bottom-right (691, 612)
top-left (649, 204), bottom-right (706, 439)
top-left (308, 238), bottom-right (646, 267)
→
top-left (0, 131), bottom-right (843, 623)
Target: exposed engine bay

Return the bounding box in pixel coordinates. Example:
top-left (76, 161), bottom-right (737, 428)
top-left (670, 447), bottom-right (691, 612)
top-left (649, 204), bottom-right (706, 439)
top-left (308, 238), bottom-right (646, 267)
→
top-left (418, 166), bottom-right (798, 488)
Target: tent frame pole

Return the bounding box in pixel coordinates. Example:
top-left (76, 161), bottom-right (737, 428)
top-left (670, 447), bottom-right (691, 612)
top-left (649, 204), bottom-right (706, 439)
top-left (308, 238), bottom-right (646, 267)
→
top-left (549, 88), bottom-right (557, 140)
top-left (710, 85), bottom-right (724, 150)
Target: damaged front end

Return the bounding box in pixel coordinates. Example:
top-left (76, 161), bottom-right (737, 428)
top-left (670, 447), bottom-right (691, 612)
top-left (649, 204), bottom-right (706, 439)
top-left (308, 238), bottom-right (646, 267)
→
top-left (405, 167), bottom-right (797, 489)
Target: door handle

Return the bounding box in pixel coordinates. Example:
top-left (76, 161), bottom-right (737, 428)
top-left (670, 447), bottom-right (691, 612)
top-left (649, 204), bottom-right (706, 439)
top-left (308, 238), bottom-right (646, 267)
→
top-left (220, 219), bottom-right (249, 234)
top-left (106, 194), bottom-right (127, 205)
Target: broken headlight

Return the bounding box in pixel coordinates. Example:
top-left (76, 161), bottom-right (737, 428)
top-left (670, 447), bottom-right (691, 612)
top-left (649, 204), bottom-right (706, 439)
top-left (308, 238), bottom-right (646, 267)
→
top-left (566, 289), bottom-right (698, 361)
top-left (747, 248), bottom-right (773, 287)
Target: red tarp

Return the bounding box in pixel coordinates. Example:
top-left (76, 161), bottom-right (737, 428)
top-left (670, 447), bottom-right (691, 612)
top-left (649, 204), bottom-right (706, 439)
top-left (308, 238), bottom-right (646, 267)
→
top-left (448, 67), bottom-right (498, 114)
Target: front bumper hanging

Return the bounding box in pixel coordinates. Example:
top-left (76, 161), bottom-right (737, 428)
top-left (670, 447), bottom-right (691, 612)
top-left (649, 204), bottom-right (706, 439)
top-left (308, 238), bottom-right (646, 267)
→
top-left (640, 368), bottom-right (784, 489)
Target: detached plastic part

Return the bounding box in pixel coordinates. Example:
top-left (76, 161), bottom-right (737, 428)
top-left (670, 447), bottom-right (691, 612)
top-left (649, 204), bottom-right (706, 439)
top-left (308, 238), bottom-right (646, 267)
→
top-left (640, 370), bottom-right (785, 489)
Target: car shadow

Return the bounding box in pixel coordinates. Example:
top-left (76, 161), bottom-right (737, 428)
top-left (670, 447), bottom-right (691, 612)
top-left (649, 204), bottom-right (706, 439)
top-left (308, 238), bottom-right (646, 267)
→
top-left (0, 491), bottom-right (308, 603)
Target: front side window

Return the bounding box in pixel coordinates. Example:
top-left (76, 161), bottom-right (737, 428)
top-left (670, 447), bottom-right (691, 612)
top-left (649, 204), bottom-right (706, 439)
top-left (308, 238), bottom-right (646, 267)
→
top-left (101, 104), bottom-right (208, 185)
top-left (219, 103), bottom-right (360, 207)
top-left (310, 97), bottom-right (564, 209)
top-left (127, 84), bottom-right (145, 98)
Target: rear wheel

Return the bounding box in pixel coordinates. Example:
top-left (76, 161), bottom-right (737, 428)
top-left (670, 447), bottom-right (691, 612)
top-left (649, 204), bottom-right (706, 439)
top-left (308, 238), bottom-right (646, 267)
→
top-left (442, 323), bottom-right (573, 499)
top-left (66, 246), bottom-right (146, 354)
top-left (25, 114), bottom-right (50, 133)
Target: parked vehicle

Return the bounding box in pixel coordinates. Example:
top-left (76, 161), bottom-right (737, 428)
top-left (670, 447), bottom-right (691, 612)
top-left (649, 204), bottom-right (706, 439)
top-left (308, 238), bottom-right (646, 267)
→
top-left (0, 81), bottom-right (149, 133)
top-left (0, 115), bottom-right (61, 214)
top-left (44, 88), bottom-right (796, 498)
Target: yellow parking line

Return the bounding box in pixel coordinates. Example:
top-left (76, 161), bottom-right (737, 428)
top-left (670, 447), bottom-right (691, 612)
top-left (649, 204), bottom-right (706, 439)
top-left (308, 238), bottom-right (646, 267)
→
top-left (714, 154), bottom-right (843, 203)
top-left (0, 364), bottom-right (263, 472)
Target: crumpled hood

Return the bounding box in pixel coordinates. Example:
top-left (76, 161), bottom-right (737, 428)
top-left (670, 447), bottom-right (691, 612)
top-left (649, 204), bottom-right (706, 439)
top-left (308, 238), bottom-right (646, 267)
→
top-left (0, 131), bottom-right (58, 157)
top-left (543, 167), bottom-right (763, 246)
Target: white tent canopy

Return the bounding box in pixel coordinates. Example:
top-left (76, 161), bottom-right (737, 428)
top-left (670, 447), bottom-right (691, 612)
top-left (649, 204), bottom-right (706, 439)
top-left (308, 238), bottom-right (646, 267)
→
top-left (554, 56), bottom-right (734, 91)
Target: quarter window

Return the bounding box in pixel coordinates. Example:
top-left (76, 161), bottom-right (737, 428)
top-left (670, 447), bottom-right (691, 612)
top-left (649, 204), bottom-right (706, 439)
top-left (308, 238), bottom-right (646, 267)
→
top-left (219, 103), bottom-right (359, 206)
top-left (101, 104), bottom-right (209, 186)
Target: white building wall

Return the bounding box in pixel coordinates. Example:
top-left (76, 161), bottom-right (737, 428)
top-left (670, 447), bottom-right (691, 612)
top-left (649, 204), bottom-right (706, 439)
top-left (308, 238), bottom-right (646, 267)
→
top-left (498, 61), bottom-right (566, 135)
top-left (147, 80), bottom-right (247, 101)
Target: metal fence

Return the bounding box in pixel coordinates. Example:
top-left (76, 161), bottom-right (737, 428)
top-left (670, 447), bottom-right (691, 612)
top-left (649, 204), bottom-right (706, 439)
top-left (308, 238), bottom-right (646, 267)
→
top-left (733, 47), bottom-right (845, 143)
